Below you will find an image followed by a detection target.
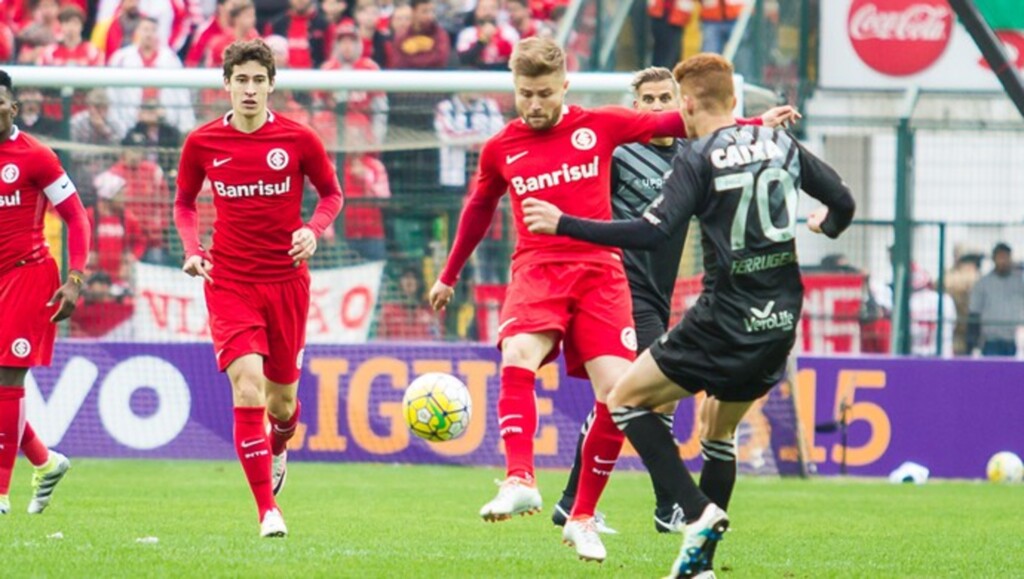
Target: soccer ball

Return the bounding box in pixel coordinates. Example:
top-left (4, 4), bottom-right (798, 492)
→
top-left (986, 451), bottom-right (1024, 483)
top-left (403, 373), bottom-right (472, 442)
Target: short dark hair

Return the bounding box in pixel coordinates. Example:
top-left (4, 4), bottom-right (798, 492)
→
top-left (411, 0), bottom-right (433, 9)
top-left (993, 242), bottom-right (1012, 256)
top-left (0, 70), bottom-right (12, 96)
top-left (222, 39), bottom-right (276, 81)
top-left (58, 5), bottom-right (86, 23)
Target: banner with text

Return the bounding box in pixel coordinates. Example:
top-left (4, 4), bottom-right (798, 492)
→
top-left (132, 262), bottom-right (385, 343)
top-left (25, 342), bottom-right (799, 475)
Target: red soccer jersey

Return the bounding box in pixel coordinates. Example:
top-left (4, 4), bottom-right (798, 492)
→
top-left (0, 126), bottom-right (78, 273)
top-left (37, 41), bottom-right (104, 66)
top-left (440, 105), bottom-right (684, 285)
top-left (175, 111), bottom-right (344, 283)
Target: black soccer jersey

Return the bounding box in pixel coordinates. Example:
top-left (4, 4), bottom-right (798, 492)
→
top-left (611, 141), bottom-right (686, 321)
top-left (558, 124), bottom-right (855, 346)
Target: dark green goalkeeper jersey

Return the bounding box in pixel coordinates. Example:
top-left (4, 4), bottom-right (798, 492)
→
top-left (610, 141), bottom-right (687, 321)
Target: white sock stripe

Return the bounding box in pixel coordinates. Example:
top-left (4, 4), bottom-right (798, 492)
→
top-left (701, 439), bottom-right (737, 461)
top-left (578, 408), bottom-right (597, 436)
top-left (610, 406), bottom-right (652, 428)
top-left (272, 424), bottom-right (297, 434)
top-left (657, 412), bottom-right (674, 429)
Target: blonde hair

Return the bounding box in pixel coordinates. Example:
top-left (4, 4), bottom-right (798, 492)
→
top-left (509, 37), bottom-right (565, 78)
top-left (631, 66), bottom-right (675, 95)
top-left (672, 53), bottom-right (734, 113)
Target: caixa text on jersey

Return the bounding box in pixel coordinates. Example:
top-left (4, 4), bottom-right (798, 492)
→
top-left (213, 177), bottom-right (291, 198)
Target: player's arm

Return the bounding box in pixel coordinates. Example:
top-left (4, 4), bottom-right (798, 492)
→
top-left (44, 169), bottom-right (90, 323)
top-left (430, 139), bottom-right (506, 310)
top-left (293, 128), bottom-right (345, 266)
top-left (173, 134), bottom-right (213, 282)
top-left (524, 153), bottom-right (700, 250)
top-left (797, 140), bottom-right (856, 238)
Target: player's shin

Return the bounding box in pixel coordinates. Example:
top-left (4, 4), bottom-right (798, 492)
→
top-left (570, 403), bottom-right (624, 518)
top-left (233, 406), bottom-right (277, 519)
top-left (652, 412), bottom-right (677, 510)
top-left (21, 422), bottom-right (50, 467)
top-left (0, 387), bottom-right (25, 497)
top-left (611, 405), bottom-right (710, 521)
top-left (268, 400), bottom-right (301, 456)
top-left (698, 438), bottom-right (737, 568)
top-left (556, 408), bottom-right (594, 517)
top-left (498, 366), bottom-right (538, 482)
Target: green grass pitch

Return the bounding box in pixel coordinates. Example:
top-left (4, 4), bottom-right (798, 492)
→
top-left (0, 459), bottom-right (1019, 578)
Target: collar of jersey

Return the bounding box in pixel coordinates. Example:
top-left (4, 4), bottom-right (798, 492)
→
top-left (222, 109), bottom-right (277, 127)
top-left (8, 125), bottom-right (19, 141)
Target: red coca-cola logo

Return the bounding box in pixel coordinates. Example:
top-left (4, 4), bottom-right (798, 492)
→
top-left (978, 31), bottom-right (1024, 71)
top-left (848, 0), bottom-right (953, 76)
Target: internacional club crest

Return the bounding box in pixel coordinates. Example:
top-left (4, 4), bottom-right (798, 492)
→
top-left (267, 148), bottom-right (289, 170)
top-left (1, 163), bottom-right (19, 184)
top-left (571, 128), bottom-right (597, 151)
top-left (11, 338), bottom-right (31, 358)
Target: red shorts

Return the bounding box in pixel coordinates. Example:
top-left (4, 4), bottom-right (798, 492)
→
top-left (204, 271), bottom-right (310, 384)
top-left (498, 261), bottom-right (637, 378)
top-left (0, 258), bottom-right (60, 368)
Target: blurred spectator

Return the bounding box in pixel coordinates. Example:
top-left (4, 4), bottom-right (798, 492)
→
top-left (107, 16), bottom-right (196, 134)
top-left (87, 171), bottom-right (147, 285)
top-left (206, 0), bottom-right (260, 67)
top-left (185, 0), bottom-right (237, 67)
top-left (389, 0), bottom-right (450, 69)
top-left (320, 0), bottom-right (352, 47)
top-left (14, 87), bottom-right (62, 137)
top-left (506, 0), bottom-right (539, 40)
top-left (15, 0), bottom-right (61, 64)
top-left (528, 0), bottom-right (567, 21)
top-left (106, 145), bottom-right (172, 263)
top-left (320, 22), bottom-right (388, 145)
top-left (69, 89), bottom-right (128, 188)
top-left (92, 0), bottom-right (146, 61)
top-left (700, 0), bottom-right (744, 55)
top-left (945, 248), bottom-right (984, 355)
top-left (377, 265), bottom-right (442, 339)
top-left (648, 0), bottom-right (691, 68)
top-left (94, 0), bottom-right (191, 55)
top-left (0, 18), bottom-right (13, 63)
top-left (968, 242), bottom-right (1024, 357)
top-left (353, 0), bottom-right (389, 67)
top-left (264, 34), bottom-right (312, 123)
top-left (455, 0), bottom-right (517, 70)
top-left (908, 267), bottom-right (956, 357)
top-left (37, 6), bottom-right (104, 66)
top-left (70, 270), bottom-right (135, 338)
top-left (386, 2), bottom-right (413, 64)
top-left (434, 91), bottom-right (503, 194)
top-left (264, 0), bottom-right (330, 69)
top-left (122, 98), bottom-right (182, 173)
top-left (342, 120), bottom-right (391, 262)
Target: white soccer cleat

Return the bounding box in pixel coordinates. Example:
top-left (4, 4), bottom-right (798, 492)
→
top-left (260, 508), bottom-right (288, 538)
top-left (562, 517), bottom-right (607, 562)
top-left (654, 503), bottom-right (686, 534)
top-left (552, 503), bottom-right (618, 534)
top-left (0, 495), bottom-right (9, 515)
top-left (692, 571), bottom-right (717, 579)
top-left (479, 477), bottom-right (542, 522)
top-left (272, 451), bottom-right (287, 496)
top-left (668, 503), bottom-right (729, 578)
top-left (28, 451), bottom-right (71, 514)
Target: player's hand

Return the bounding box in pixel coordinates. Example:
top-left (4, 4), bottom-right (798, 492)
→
top-left (429, 280), bottom-right (454, 311)
top-left (807, 206), bottom-right (829, 234)
top-left (522, 198), bottom-right (562, 235)
top-left (183, 254), bottom-right (214, 283)
top-left (289, 226), bottom-right (317, 267)
top-left (48, 271), bottom-right (82, 323)
top-left (761, 105), bottom-right (802, 129)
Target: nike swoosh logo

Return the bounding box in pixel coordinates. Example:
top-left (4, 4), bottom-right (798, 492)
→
top-left (497, 317), bottom-right (518, 334)
top-left (428, 399), bottom-right (447, 429)
top-left (498, 414), bottom-right (523, 425)
top-left (213, 157), bottom-right (232, 167)
top-left (240, 438), bottom-right (263, 449)
top-left (593, 456), bottom-right (617, 465)
top-left (505, 151), bottom-right (528, 164)
top-left (60, 180), bottom-right (69, 189)
top-left (749, 300), bottom-right (776, 319)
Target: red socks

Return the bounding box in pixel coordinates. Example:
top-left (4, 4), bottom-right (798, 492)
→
top-left (571, 402), bottom-right (625, 518)
top-left (268, 400), bottom-right (301, 456)
top-left (233, 406), bottom-right (276, 519)
top-left (0, 388), bottom-right (25, 495)
top-left (498, 366), bottom-right (537, 482)
top-left (20, 422), bottom-right (49, 467)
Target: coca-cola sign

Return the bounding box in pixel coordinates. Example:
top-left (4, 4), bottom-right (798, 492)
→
top-left (848, 0), bottom-right (953, 76)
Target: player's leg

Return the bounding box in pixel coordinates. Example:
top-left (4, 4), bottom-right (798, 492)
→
top-left (697, 396), bottom-right (753, 573)
top-left (265, 379), bottom-right (298, 497)
top-left (0, 367), bottom-right (28, 515)
top-left (479, 330), bottom-right (557, 522)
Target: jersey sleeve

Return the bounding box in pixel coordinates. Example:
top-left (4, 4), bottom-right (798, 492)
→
top-left (438, 137), bottom-right (507, 286)
top-left (795, 138), bottom-right (856, 239)
top-left (34, 146), bottom-right (75, 205)
top-left (596, 107), bottom-right (687, 146)
top-left (644, 149), bottom-right (706, 238)
top-left (174, 133), bottom-right (207, 258)
top-left (300, 127), bottom-right (344, 238)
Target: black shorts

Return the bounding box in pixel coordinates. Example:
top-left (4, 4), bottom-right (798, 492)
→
top-left (633, 299), bottom-right (669, 353)
top-left (649, 317), bottom-right (795, 403)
